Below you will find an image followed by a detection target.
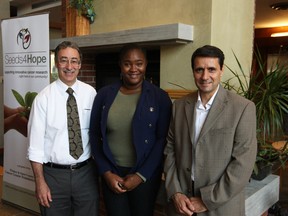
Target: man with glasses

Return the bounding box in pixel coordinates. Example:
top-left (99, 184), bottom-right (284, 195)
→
top-left (27, 41), bottom-right (98, 216)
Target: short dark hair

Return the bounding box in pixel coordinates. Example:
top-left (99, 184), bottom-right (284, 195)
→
top-left (191, 45), bottom-right (225, 70)
top-left (119, 43), bottom-right (147, 63)
top-left (54, 41), bottom-right (82, 63)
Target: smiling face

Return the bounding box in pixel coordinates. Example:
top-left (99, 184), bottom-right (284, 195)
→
top-left (119, 48), bottom-right (147, 90)
top-left (193, 57), bottom-right (223, 101)
top-left (56, 47), bottom-right (81, 86)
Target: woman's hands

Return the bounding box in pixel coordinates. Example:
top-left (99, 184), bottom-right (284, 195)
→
top-left (103, 171), bottom-right (127, 194)
top-left (122, 174), bottom-right (143, 191)
top-left (103, 171), bottom-right (143, 193)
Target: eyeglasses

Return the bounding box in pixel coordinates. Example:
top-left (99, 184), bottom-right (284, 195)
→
top-left (58, 58), bottom-right (81, 67)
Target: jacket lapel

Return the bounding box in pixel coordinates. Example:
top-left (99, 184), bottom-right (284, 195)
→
top-left (185, 93), bottom-right (197, 144)
top-left (198, 86), bottom-right (227, 141)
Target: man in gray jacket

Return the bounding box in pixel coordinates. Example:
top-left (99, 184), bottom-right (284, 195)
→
top-left (164, 45), bottom-right (257, 216)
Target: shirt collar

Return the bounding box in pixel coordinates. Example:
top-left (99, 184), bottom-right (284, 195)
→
top-left (196, 85), bottom-right (219, 110)
top-left (56, 79), bottom-right (79, 95)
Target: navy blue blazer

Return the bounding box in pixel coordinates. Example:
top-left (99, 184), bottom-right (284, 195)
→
top-left (89, 80), bottom-right (172, 180)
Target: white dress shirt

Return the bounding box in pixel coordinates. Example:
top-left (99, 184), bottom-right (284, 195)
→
top-left (191, 85), bottom-right (219, 180)
top-left (27, 79), bottom-right (96, 164)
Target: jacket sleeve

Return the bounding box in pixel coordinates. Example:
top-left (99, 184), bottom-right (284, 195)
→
top-left (163, 101), bottom-right (187, 199)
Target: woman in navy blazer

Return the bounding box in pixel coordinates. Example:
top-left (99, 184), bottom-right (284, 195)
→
top-left (89, 43), bottom-right (172, 216)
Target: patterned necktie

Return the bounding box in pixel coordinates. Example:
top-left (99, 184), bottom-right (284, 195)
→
top-left (66, 87), bottom-right (83, 159)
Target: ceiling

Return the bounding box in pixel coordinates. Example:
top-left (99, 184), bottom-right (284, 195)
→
top-left (255, 0), bottom-right (288, 28)
top-left (9, 0), bottom-right (288, 29)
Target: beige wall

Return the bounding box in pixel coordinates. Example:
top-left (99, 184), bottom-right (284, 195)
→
top-left (91, 0), bottom-right (255, 90)
top-left (0, 0), bottom-right (11, 148)
top-left (92, 0), bottom-right (204, 34)
top-left (211, 0), bottom-right (255, 83)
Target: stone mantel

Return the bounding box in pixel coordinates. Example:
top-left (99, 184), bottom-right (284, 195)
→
top-left (50, 23), bottom-right (194, 50)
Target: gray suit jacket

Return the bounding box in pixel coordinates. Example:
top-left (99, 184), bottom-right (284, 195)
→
top-left (164, 86), bottom-right (257, 216)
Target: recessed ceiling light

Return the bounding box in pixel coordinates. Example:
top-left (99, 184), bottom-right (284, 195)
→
top-left (270, 2), bottom-right (288, 10)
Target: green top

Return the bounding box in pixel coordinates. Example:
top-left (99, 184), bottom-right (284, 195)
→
top-left (107, 90), bottom-right (140, 167)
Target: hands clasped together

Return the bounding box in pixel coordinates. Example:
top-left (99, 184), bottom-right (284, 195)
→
top-left (172, 192), bottom-right (207, 216)
top-left (103, 171), bottom-right (143, 194)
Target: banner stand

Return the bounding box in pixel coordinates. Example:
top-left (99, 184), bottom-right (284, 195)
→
top-left (1, 13), bottom-right (50, 213)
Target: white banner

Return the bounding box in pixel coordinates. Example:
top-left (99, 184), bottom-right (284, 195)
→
top-left (1, 13), bottom-right (50, 212)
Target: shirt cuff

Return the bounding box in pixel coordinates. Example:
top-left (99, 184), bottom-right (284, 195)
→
top-left (136, 172), bottom-right (146, 182)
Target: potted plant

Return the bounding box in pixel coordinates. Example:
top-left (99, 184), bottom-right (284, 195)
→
top-left (222, 49), bottom-right (288, 180)
top-left (251, 141), bottom-right (288, 180)
top-left (69, 0), bottom-right (96, 24)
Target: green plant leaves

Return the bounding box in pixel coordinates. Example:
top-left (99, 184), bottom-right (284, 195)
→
top-left (69, 0), bottom-right (96, 24)
top-left (12, 89), bottom-right (37, 119)
top-left (25, 92), bottom-right (37, 109)
top-left (223, 48), bottom-right (288, 177)
top-left (12, 89), bottom-right (26, 107)
top-left (223, 49), bottom-right (288, 141)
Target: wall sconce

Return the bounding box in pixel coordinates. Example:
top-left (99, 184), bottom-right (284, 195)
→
top-left (271, 32), bottom-right (288, 37)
